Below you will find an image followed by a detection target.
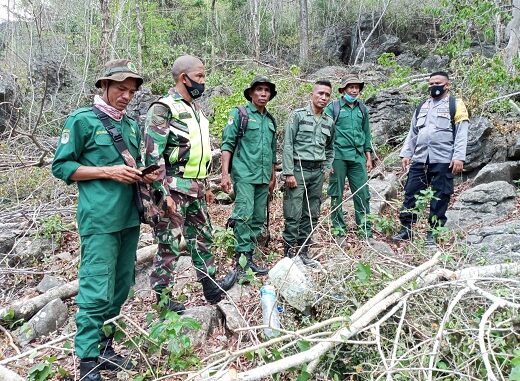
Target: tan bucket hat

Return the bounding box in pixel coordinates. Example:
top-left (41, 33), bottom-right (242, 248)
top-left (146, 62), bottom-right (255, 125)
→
top-left (243, 75), bottom-right (277, 101)
top-left (338, 75), bottom-right (364, 93)
top-left (95, 59), bottom-right (143, 88)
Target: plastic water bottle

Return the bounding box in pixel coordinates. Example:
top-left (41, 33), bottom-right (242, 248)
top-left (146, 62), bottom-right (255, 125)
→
top-left (260, 283), bottom-right (280, 338)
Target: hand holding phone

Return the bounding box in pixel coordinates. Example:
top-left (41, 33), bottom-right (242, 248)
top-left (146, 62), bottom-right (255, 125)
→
top-left (140, 164), bottom-right (160, 176)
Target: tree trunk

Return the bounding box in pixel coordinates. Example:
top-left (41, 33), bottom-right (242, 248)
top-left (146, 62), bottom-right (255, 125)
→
top-left (249, 0), bottom-right (260, 61)
top-left (136, 2), bottom-right (144, 70)
top-left (504, 0), bottom-right (520, 71)
top-left (110, 0), bottom-right (127, 60)
top-left (99, 0), bottom-right (111, 64)
top-left (299, 0), bottom-right (309, 66)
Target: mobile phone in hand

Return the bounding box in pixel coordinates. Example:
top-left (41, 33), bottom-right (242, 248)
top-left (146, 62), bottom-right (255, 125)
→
top-left (140, 164), bottom-right (160, 176)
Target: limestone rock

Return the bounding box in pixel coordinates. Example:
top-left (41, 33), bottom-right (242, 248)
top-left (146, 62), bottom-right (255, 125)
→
top-left (466, 219), bottom-right (520, 265)
top-left (465, 117), bottom-right (508, 171)
top-left (268, 257), bottom-right (315, 312)
top-left (218, 300), bottom-right (248, 332)
top-left (369, 174), bottom-right (398, 215)
top-left (10, 237), bottom-right (57, 267)
top-left (445, 181), bottom-right (517, 230)
top-left (36, 275), bottom-right (66, 293)
top-left (181, 306), bottom-right (221, 348)
top-left (473, 161), bottom-right (520, 186)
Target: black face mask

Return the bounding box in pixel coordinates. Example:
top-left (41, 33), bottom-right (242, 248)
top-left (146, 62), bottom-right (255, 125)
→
top-left (184, 74), bottom-right (205, 99)
top-left (429, 84), bottom-right (446, 98)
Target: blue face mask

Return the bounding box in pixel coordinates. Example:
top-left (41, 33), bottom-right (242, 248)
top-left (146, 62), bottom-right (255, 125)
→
top-left (344, 94), bottom-right (357, 103)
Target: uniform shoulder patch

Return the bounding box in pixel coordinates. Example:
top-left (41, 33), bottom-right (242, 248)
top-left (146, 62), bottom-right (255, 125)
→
top-left (60, 129), bottom-right (70, 144)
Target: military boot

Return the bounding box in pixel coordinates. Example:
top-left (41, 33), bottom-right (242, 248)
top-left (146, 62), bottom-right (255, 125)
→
top-left (98, 337), bottom-right (133, 371)
top-left (200, 270), bottom-right (238, 304)
top-left (425, 231), bottom-right (436, 246)
top-left (79, 359), bottom-right (102, 381)
top-left (245, 251), bottom-right (269, 275)
top-left (283, 241), bottom-right (295, 258)
top-left (154, 288), bottom-right (186, 313)
top-left (392, 225), bottom-right (412, 242)
top-left (297, 239), bottom-right (319, 268)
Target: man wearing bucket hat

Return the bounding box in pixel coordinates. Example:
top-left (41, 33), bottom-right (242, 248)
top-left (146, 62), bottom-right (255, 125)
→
top-left (221, 76), bottom-right (278, 279)
top-left (326, 75), bottom-right (373, 239)
top-left (53, 59), bottom-right (151, 380)
top-left (144, 55), bottom-right (237, 312)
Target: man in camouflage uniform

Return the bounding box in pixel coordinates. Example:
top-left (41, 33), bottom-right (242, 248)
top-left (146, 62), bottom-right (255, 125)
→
top-left (282, 80), bottom-right (334, 266)
top-left (220, 76), bottom-right (278, 278)
top-left (144, 55), bottom-right (236, 311)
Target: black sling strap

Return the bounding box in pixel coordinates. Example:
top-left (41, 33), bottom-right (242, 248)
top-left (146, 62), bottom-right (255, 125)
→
top-left (91, 107), bottom-right (146, 221)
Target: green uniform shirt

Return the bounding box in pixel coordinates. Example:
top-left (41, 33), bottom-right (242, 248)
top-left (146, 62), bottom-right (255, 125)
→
top-left (52, 107), bottom-right (142, 236)
top-left (282, 104), bottom-right (335, 176)
top-left (325, 97), bottom-right (372, 161)
top-left (221, 102), bottom-right (277, 184)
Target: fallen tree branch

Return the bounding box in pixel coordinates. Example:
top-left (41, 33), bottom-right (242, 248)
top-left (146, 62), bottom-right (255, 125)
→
top-left (235, 253), bottom-right (442, 380)
top-left (0, 245), bottom-right (157, 320)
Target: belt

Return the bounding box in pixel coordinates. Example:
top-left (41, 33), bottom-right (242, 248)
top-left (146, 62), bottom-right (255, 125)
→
top-left (294, 160), bottom-right (323, 169)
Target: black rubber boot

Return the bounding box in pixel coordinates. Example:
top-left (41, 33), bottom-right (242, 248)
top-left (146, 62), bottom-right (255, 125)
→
top-left (98, 337), bottom-right (133, 371)
top-left (154, 288), bottom-right (186, 313)
top-left (245, 251), bottom-right (269, 275)
top-left (297, 239), bottom-right (319, 267)
top-left (283, 241), bottom-right (295, 258)
top-left (392, 225), bottom-right (412, 242)
top-left (79, 359), bottom-right (102, 381)
top-left (200, 270), bottom-right (238, 304)
top-left (425, 231), bottom-right (436, 246)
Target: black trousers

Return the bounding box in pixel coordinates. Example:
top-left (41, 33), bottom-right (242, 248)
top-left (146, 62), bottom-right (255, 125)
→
top-left (399, 161), bottom-right (454, 228)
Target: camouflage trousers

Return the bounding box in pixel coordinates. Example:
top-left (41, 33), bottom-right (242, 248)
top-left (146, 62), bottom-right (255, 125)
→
top-left (150, 190), bottom-right (215, 290)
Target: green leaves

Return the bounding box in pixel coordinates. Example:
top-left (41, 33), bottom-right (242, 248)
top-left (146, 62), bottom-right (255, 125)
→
top-left (356, 261), bottom-right (372, 283)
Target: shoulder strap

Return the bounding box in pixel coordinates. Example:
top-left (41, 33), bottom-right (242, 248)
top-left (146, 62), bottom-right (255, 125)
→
top-left (357, 100), bottom-right (368, 125)
top-left (92, 107), bottom-right (134, 167)
top-left (235, 106), bottom-right (249, 157)
top-left (266, 110), bottom-right (277, 130)
top-left (415, 99), bottom-right (427, 121)
top-left (91, 107), bottom-right (145, 219)
top-left (332, 100), bottom-right (341, 124)
top-left (448, 95), bottom-right (456, 128)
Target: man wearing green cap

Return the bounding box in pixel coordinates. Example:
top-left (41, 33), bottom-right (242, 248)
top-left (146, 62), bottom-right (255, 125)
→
top-left (221, 76), bottom-right (278, 278)
top-left (326, 75), bottom-right (373, 239)
top-left (52, 59), bottom-right (151, 380)
top-left (282, 80), bottom-right (334, 266)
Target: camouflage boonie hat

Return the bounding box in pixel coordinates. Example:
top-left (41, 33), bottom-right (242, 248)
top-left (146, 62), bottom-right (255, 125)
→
top-left (243, 75), bottom-right (277, 101)
top-left (339, 75), bottom-right (365, 93)
top-left (95, 59), bottom-right (143, 88)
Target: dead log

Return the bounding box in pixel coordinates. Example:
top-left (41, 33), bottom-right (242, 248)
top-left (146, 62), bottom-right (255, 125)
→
top-left (0, 245), bottom-right (157, 321)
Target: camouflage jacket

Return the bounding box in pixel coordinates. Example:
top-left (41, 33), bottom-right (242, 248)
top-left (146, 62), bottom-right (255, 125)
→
top-left (143, 90), bottom-right (211, 198)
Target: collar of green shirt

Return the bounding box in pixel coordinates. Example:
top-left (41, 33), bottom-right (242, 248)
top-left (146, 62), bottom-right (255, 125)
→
top-left (340, 95), bottom-right (360, 108)
top-left (247, 101), bottom-right (269, 115)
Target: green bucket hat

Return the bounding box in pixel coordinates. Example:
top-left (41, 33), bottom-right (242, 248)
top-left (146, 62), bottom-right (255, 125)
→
top-left (338, 75), bottom-right (365, 93)
top-left (243, 75), bottom-right (277, 101)
top-left (95, 59), bottom-right (143, 88)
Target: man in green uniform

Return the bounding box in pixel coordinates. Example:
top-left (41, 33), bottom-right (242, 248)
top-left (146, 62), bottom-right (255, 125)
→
top-left (52, 59), bottom-right (150, 381)
top-left (221, 76), bottom-right (278, 278)
top-left (144, 55), bottom-right (236, 312)
top-left (282, 80), bottom-right (334, 265)
top-left (326, 75), bottom-right (373, 239)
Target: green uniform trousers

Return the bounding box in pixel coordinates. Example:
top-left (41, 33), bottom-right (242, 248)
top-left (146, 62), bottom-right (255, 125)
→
top-left (232, 182), bottom-right (269, 253)
top-left (150, 191), bottom-right (215, 290)
top-left (283, 167), bottom-right (324, 245)
top-left (328, 158), bottom-right (372, 235)
top-left (75, 226), bottom-right (139, 359)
